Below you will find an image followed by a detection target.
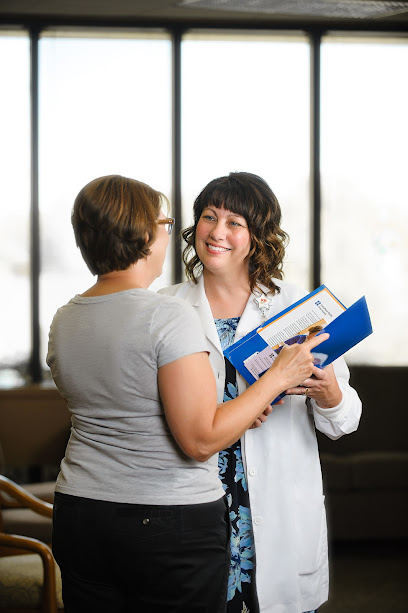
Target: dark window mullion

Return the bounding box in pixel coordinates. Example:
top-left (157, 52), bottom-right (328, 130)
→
top-left (171, 27), bottom-right (183, 284)
top-left (310, 30), bottom-right (322, 290)
top-left (30, 27), bottom-right (41, 383)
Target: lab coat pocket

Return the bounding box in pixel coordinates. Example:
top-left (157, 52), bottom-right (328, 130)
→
top-left (297, 495), bottom-right (326, 575)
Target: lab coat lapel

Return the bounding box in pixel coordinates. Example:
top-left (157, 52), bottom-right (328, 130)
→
top-left (187, 278), bottom-right (279, 354)
top-left (188, 275), bottom-right (222, 354)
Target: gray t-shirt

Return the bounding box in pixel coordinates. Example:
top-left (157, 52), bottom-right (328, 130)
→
top-left (47, 289), bottom-right (224, 505)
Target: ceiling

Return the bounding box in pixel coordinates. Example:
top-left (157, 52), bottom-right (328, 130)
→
top-left (1, 0), bottom-right (408, 29)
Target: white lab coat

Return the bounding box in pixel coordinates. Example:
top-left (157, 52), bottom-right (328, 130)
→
top-left (159, 275), bottom-right (362, 613)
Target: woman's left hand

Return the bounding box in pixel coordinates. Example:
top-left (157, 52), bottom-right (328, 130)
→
top-left (249, 398), bottom-right (285, 428)
top-left (285, 363), bottom-right (342, 408)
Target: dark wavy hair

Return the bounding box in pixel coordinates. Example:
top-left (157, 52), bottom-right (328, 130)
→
top-left (72, 174), bottom-right (168, 276)
top-left (182, 172), bottom-right (288, 294)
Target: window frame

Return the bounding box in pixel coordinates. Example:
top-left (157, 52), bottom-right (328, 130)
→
top-left (0, 20), bottom-right (406, 382)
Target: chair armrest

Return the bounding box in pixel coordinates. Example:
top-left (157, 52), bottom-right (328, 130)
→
top-left (0, 475), bottom-right (53, 518)
top-left (0, 532), bottom-right (59, 613)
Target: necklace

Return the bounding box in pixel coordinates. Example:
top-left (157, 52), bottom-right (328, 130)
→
top-left (253, 291), bottom-right (271, 322)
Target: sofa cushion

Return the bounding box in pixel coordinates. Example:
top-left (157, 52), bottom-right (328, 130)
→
top-left (320, 452), bottom-right (408, 492)
top-left (2, 508), bottom-right (52, 544)
top-left (0, 553), bottom-right (63, 609)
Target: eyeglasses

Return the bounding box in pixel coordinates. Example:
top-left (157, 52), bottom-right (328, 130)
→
top-left (157, 217), bottom-right (175, 235)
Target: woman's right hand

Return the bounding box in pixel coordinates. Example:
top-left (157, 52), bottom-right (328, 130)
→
top-left (270, 332), bottom-right (330, 391)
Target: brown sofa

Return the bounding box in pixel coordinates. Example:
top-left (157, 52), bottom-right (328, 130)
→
top-left (317, 366), bottom-right (408, 541)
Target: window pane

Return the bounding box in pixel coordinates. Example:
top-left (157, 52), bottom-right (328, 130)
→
top-left (39, 30), bottom-right (172, 373)
top-left (321, 35), bottom-right (408, 365)
top-left (0, 32), bottom-right (30, 387)
top-left (182, 31), bottom-right (310, 288)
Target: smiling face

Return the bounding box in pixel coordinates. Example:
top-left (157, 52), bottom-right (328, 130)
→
top-left (195, 205), bottom-right (251, 278)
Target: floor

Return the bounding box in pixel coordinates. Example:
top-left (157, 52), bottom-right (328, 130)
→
top-left (320, 540), bottom-right (408, 613)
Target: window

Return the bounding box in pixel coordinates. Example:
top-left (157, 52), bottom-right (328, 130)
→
top-left (0, 32), bottom-right (30, 387)
top-left (181, 31), bottom-right (311, 288)
top-left (38, 30), bottom-right (172, 373)
top-left (321, 34), bottom-right (408, 365)
top-left (1, 25), bottom-right (407, 384)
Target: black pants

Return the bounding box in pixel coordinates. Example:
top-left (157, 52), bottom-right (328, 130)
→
top-left (53, 492), bottom-right (230, 613)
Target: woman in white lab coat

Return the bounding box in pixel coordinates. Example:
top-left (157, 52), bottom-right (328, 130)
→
top-left (160, 171), bottom-right (362, 613)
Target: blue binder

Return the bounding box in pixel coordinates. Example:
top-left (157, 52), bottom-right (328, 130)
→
top-left (223, 287), bottom-right (373, 388)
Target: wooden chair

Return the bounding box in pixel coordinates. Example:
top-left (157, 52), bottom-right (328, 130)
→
top-left (0, 475), bottom-right (63, 613)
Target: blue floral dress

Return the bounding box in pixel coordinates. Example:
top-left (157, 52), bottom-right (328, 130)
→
top-left (215, 317), bottom-right (319, 613)
top-left (215, 317), bottom-right (259, 613)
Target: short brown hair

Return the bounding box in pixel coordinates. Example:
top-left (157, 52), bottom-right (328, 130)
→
top-left (72, 175), bottom-right (168, 275)
top-left (182, 172), bottom-right (288, 294)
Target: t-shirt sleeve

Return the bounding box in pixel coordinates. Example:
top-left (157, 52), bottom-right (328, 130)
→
top-left (151, 296), bottom-right (210, 368)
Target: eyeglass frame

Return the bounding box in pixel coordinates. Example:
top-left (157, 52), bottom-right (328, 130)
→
top-left (157, 217), bottom-right (175, 235)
